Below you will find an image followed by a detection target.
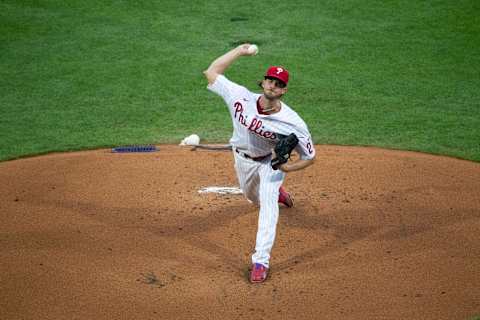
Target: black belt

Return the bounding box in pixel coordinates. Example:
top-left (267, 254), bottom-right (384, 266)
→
top-left (235, 149), bottom-right (271, 162)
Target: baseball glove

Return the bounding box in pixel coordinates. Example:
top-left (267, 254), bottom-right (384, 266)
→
top-left (271, 133), bottom-right (299, 170)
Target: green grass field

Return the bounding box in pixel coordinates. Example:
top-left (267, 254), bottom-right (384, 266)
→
top-left (1, 0), bottom-right (479, 162)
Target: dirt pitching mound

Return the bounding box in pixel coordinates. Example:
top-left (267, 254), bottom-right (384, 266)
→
top-left (1, 145), bottom-right (479, 320)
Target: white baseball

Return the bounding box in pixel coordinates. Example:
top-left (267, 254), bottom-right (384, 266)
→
top-left (247, 44), bottom-right (258, 55)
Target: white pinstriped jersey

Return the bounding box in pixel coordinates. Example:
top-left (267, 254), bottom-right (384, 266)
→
top-left (207, 75), bottom-right (316, 160)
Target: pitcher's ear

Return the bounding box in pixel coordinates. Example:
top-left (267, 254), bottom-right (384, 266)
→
top-left (257, 80), bottom-right (264, 88)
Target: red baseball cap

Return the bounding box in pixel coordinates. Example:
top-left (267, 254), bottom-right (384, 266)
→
top-left (265, 66), bottom-right (289, 85)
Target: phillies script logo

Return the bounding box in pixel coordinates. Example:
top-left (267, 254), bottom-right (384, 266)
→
top-left (234, 102), bottom-right (276, 140)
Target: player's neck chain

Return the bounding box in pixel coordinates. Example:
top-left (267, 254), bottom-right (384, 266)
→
top-left (258, 96), bottom-right (281, 115)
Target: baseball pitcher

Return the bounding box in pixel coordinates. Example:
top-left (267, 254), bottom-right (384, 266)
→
top-left (203, 44), bottom-right (316, 283)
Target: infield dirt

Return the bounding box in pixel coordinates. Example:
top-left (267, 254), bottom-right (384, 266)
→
top-left (1, 145), bottom-right (479, 319)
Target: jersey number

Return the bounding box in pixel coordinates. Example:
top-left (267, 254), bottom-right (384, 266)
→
top-left (306, 142), bottom-right (313, 154)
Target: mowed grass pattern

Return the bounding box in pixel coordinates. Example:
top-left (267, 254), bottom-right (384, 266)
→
top-left (1, 0), bottom-right (479, 161)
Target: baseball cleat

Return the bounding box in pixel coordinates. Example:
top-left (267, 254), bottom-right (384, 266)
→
top-left (278, 186), bottom-right (294, 208)
top-left (250, 263), bottom-right (269, 283)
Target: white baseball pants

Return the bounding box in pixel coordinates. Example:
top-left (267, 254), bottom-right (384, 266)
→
top-left (233, 150), bottom-right (285, 268)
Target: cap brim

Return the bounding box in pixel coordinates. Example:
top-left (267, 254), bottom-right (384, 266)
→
top-left (264, 76), bottom-right (287, 87)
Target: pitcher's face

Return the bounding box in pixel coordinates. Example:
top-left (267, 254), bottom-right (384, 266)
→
top-left (262, 78), bottom-right (287, 100)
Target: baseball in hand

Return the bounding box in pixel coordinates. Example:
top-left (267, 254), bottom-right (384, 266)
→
top-left (247, 44), bottom-right (258, 55)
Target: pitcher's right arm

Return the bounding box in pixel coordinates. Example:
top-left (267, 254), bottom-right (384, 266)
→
top-left (203, 44), bottom-right (254, 84)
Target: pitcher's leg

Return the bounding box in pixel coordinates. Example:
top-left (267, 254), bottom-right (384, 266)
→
top-left (233, 151), bottom-right (260, 204)
top-left (251, 165), bottom-right (285, 267)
